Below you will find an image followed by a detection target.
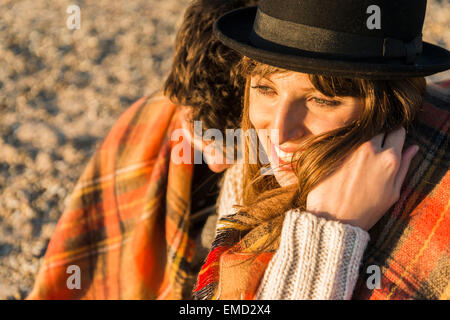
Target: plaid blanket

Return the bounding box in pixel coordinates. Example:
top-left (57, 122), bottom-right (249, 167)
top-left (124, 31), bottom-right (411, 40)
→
top-left (193, 80), bottom-right (450, 300)
top-left (29, 80), bottom-right (449, 300)
top-left (28, 93), bottom-right (198, 299)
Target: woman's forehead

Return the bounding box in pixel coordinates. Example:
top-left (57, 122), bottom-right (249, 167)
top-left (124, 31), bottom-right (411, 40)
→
top-left (252, 71), bottom-right (314, 86)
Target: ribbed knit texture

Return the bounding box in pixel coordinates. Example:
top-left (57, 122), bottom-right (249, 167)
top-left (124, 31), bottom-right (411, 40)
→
top-left (216, 164), bottom-right (370, 300)
top-left (256, 210), bottom-right (370, 299)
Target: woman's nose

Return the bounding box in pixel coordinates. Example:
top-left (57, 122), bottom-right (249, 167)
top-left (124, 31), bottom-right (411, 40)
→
top-left (272, 98), bottom-right (307, 145)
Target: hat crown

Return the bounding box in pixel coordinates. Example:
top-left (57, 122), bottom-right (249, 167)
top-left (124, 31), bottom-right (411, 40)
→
top-left (213, 0), bottom-right (449, 79)
top-left (258, 0), bottom-right (427, 41)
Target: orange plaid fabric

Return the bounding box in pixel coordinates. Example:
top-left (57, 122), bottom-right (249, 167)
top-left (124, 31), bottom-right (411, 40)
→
top-left (28, 93), bottom-right (197, 299)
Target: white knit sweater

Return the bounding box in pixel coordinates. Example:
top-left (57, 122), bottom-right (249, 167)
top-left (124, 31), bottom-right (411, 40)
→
top-left (213, 164), bottom-right (370, 300)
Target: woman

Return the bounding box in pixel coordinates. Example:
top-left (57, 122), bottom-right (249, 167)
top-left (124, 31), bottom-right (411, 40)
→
top-left (192, 0), bottom-right (450, 299)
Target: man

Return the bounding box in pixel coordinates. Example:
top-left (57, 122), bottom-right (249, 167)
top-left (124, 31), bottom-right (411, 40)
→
top-left (28, 0), bottom-right (257, 299)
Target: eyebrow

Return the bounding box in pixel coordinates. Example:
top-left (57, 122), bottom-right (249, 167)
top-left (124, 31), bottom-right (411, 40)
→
top-left (254, 75), bottom-right (345, 99)
top-left (256, 77), bottom-right (318, 93)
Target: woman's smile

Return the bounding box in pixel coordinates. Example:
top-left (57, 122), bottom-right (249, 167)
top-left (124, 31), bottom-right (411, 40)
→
top-left (270, 139), bottom-right (295, 171)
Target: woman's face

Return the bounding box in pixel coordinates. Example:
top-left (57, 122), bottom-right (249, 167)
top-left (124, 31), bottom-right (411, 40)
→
top-left (249, 71), bottom-right (364, 186)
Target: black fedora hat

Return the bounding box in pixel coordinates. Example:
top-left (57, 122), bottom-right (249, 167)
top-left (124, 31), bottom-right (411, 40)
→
top-left (214, 0), bottom-right (450, 79)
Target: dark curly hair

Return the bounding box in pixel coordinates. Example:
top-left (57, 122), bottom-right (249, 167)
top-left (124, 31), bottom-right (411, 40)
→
top-left (163, 0), bottom-right (258, 132)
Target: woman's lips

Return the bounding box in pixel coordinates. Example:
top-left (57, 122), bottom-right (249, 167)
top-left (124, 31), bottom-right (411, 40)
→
top-left (278, 145), bottom-right (299, 153)
top-left (270, 140), bottom-right (295, 171)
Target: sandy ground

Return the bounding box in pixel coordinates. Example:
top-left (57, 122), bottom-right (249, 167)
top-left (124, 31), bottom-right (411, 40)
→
top-left (0, 0), bottom-right (449, 299)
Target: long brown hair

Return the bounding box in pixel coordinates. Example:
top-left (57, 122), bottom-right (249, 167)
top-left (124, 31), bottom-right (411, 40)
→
top-left (234, 57), bottom-right (427, 252)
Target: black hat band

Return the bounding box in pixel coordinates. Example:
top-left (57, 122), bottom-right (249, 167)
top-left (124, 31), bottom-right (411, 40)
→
top-left (249, 9), bottom-right (423, 64)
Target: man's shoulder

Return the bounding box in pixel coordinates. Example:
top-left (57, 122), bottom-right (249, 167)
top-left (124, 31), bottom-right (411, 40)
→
top-left (106, 92), bottom-right (178, 138)
top-left (92, 93), bottom-right (180, 167)
top-left (117, 92), bottom-right (178, 127)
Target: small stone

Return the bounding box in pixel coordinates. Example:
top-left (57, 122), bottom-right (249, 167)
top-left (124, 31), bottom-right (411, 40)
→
top-left (0, 143), bottom-right (21, 164)
top-left (15, 123), bottom-right (59, 150)
top-left (0, 243), bottom-right (14, 256)
top-left (30, 240), bottom-right (48, 258)
top-left (35, 152), bottom-right (53, 172)
top-left (61, 144), bottom-right (81, 164)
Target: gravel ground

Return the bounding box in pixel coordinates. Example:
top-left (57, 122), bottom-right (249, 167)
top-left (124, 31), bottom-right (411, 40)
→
top-left (0, 0), bottom-right (448, 300)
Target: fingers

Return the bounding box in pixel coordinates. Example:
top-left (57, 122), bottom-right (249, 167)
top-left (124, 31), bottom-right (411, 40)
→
top-left (371, 132), bottom-right (386, 150)
top-left (393, 144), bottom-right (419, 195)
top-left (382, 127), bottom-right (406, 157)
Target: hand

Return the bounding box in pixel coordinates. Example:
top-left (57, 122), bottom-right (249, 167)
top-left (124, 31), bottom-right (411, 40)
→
top-left (306, 127), bottom-right (419, 231)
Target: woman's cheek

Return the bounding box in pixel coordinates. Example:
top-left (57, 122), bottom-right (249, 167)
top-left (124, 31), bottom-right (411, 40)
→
top-left (249, 104), bottom-right (264, 129)
top-left (249, 99), bottom-right (273, 130)
top-left (304, 111), bottom-right (344, 135)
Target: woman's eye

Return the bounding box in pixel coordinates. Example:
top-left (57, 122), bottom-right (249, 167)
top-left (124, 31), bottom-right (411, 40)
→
top-left (310, 97), bottom-right (340, 107)
top-left (251, 85), bottom-right (276, 96)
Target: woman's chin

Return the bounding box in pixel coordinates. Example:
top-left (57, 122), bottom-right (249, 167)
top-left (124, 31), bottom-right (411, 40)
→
top-left (206, 162), bottom-right (231, 173)
top-left (274, 170), bottom-right (297, 187)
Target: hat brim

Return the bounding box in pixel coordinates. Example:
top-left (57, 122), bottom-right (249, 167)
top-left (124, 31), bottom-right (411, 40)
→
top-left (214, 7), bottom-right (450, 79)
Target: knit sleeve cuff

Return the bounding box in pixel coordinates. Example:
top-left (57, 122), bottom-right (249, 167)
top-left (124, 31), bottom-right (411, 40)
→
top-left (256, 209), bottom-right (370, 300)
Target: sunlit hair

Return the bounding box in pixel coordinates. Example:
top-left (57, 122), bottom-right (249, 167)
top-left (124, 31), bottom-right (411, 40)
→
top-left (233, 56), bottom-right (427, 253)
